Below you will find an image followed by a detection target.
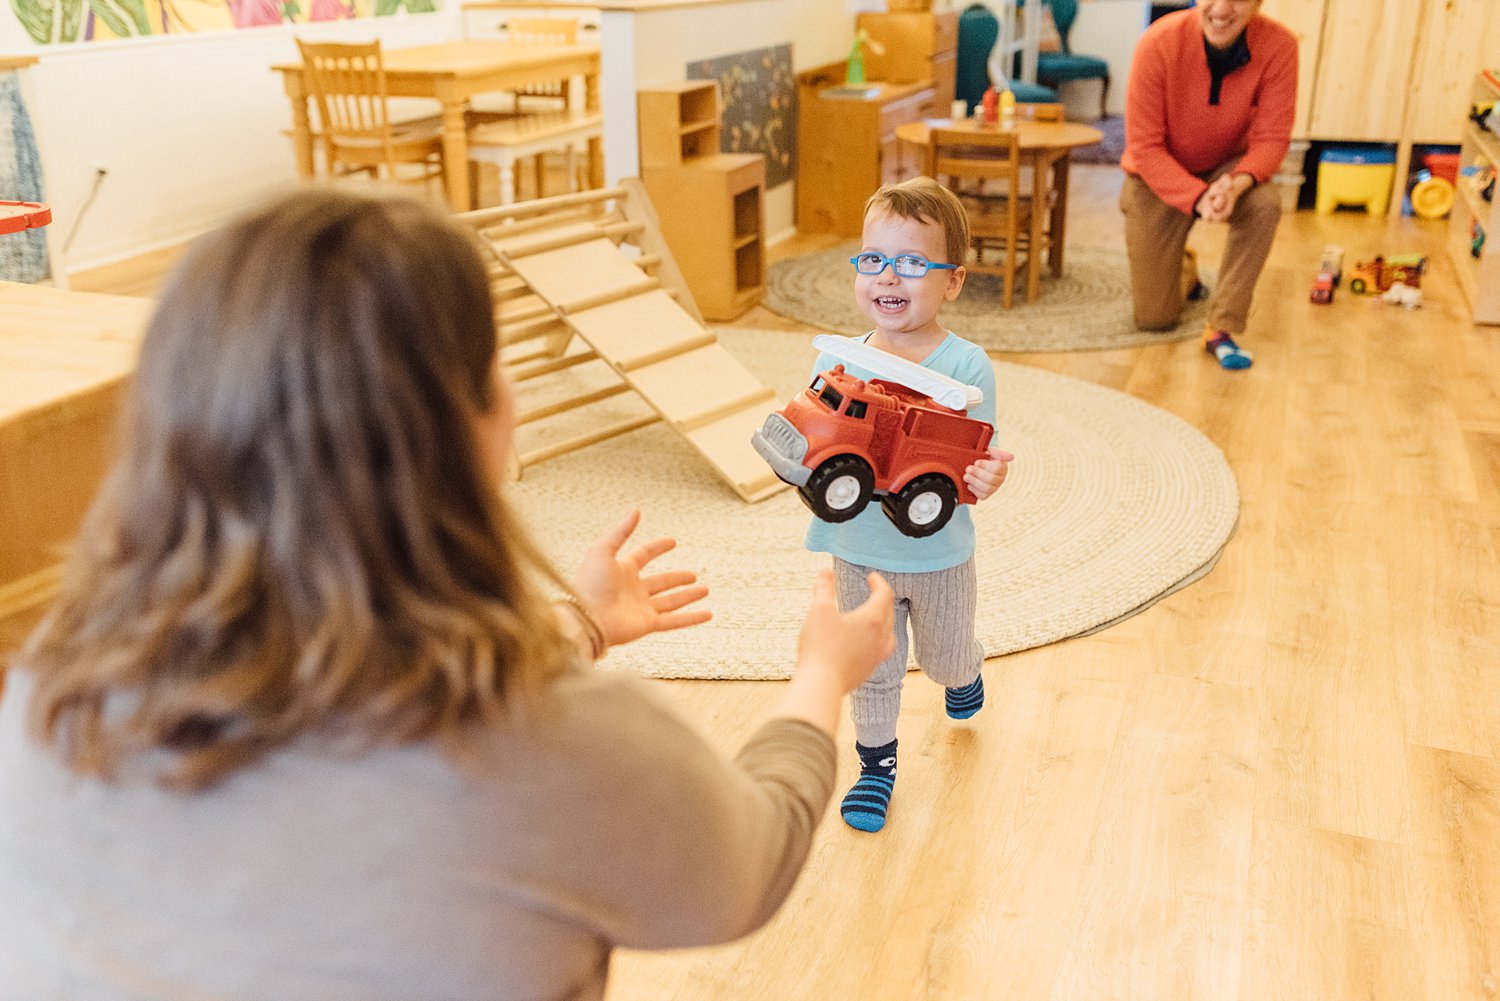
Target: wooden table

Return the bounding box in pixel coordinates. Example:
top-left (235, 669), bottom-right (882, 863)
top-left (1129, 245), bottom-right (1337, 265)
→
top-left (895, 117), bottom-right (1103, 298)
top-left (273, 40), bottom-right (601, 212)
top-left (0, 282), bottom-right (150, 622)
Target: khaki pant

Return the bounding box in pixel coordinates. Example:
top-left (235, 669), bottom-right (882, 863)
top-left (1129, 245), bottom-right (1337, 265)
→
top-left (1120, 165), bottom-right (1282, 336)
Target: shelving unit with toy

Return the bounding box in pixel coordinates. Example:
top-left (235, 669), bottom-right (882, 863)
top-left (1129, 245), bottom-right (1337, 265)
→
top-left (1447, 70), bottom-right (1500, 325)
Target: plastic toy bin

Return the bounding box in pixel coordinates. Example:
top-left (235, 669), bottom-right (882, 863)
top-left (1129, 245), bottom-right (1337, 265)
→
top-left (1315, 147), bottom-right (1396, 215)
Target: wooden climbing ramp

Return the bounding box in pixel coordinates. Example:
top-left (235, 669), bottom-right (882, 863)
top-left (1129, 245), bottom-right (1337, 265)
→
top-left (458, 181), bottom-right (785, 503)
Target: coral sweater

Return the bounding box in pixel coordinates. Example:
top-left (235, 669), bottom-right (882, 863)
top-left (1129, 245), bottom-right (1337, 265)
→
top-left (1121, 9), bottom-right (1298, 214)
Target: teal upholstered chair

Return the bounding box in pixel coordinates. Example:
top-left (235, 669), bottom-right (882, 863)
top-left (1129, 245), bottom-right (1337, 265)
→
top-left (1035, 0), bottom-right (1110, 119)
top-left (956, 3), bottom-right (1056, 117)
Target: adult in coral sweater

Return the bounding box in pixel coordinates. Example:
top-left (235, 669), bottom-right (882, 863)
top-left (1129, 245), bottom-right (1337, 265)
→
top-left (1120, 0), bottom-right (1297, 370)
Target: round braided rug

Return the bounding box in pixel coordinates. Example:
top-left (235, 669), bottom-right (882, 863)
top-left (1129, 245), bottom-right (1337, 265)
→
top-left (763, 244), bottom-right (1210, 353)
top-left (507, 328), bottom-right (1238, 680)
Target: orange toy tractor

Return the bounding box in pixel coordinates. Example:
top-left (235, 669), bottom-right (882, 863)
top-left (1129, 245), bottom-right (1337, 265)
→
top-left (752, 336), bottom-right (993, 538)
top-left (1347, 254), bottom-right (1426, 295)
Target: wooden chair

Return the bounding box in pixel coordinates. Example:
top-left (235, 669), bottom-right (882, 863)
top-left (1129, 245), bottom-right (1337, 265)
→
top-left (1035, 0), bottom-right (1111, 119)
top-left (467, 17), bottom-right (587, 202)
top-left (295, 39), bottom-right (445, 193)
top-left (928, 127), bottom-right (1037, 308)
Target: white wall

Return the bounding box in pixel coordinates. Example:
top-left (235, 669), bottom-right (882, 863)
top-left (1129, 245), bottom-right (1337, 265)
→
top-left (600, 0), bottom-right (852, 243)
top-left (12, 13), bottom-right (458, 275)
top-left (1067, 0), bottom-right (1149, 116)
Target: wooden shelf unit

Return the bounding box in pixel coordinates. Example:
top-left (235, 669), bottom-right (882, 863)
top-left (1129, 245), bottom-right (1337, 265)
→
top-left (795, 63), bottom-right (935, 237)
top-left (638, 80), bottom-right (721, 168)
top-left (638, 81), bottom-right (766, 321)
top-left (1447, 72), bottom-right (1500, 325)
top-left (856, 9), bottom-right (958, 115)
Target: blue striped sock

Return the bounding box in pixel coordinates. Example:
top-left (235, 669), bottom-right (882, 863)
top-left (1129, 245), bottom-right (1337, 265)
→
top-left (945, 673), bottom-right (984, 719)
top-left (841, 739), bottom-right (897, 832)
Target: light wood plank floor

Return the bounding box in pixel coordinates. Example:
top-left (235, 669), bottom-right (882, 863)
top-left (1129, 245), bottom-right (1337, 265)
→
top-left (66, 165), bottom-right (1500, 1000)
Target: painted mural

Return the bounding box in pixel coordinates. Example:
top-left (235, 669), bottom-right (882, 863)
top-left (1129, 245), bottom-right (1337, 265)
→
top-left (688, 44), bottom-right (795, 189)
top-left (8, 0), bottom-right (432, 45)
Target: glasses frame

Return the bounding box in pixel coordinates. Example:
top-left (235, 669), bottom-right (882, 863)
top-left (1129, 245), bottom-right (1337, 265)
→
top-left (849, 252), bottom-right (960, 278)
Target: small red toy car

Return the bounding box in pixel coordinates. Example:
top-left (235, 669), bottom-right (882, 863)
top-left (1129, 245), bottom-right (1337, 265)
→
top-left (752, 337), bottom-right (993, 538)
top-left (1310, 272), bottom-right (1334, 304)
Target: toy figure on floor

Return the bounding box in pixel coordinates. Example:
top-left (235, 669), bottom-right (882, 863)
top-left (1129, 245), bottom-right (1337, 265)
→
top-left (1119, 0), bottom-right (1298, 370)
top-left (753, 333), bottom-right (995, 538)
top-left (769, 177), bottom-right (1012, 834)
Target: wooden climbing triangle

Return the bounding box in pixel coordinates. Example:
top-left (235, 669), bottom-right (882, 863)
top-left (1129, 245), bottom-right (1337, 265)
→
top-left (458, 181), bottom-right (785, 503)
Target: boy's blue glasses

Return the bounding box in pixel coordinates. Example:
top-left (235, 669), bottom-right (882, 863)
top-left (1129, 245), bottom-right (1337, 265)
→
top-left (850, 252), bottom-right (959, 278)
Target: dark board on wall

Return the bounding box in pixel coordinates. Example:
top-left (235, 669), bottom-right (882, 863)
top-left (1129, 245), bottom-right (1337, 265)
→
top-left (688, 45), bottom-right (795, 189)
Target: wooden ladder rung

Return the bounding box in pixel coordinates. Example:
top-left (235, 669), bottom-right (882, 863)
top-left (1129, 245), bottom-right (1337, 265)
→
top-left (507, 349), bottom-right (598, 383)
top-left (459, 186), bottom-right (626, 228)
top-left (614, 331), bottom-right (719, 373)
top-left (514, 382), bottom-right (631, 427)
top-left (500, 314), bottom-right (567, 345)
top-left (517, 413), bottom-right (659, 468)
top-left (557, 277), bottom-right (660, 316)
top-left (496, 220), bottom-right (647, 262)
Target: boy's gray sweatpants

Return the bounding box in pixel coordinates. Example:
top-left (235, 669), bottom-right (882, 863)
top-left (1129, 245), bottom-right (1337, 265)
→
top-left (833, 557), bottom-right (983, 748)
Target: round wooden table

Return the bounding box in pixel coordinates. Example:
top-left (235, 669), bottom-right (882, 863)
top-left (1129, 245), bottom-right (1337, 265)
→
top-left (894, 118), bottom-right (1104, 298)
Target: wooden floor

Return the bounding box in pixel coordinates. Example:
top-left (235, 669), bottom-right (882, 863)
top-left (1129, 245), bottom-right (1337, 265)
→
top-left (67, 165), bottom-right (1500, 1000)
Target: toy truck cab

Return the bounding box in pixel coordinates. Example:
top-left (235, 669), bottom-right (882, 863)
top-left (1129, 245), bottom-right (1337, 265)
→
top-left (752, 337), bottom-right (994, 538)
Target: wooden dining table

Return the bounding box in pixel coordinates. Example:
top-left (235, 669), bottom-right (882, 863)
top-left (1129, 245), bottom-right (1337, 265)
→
top-left (895, 117), bottom-right (1104, 298)
top-left (273, 39), bottom-right (602, 212)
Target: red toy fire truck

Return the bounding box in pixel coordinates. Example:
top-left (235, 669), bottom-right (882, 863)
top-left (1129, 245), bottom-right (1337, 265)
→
top-left (752, 336), bottom-right (994, 538)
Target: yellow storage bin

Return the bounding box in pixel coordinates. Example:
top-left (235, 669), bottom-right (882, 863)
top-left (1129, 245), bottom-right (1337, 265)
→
top-left (1315, 148), bottom-right (1396, 215)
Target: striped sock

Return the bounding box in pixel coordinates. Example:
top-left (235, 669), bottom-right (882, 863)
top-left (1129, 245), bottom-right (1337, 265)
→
top-left (841, 739), bottom-right (897, 833)
top-left (1203, 328), bottom-right (1253, 370)
top-left (945, 673), bottom-right (985, 719)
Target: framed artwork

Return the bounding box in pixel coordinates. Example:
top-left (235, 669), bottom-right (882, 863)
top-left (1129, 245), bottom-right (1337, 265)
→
top-left (688, 44), bottom-right (795, 189)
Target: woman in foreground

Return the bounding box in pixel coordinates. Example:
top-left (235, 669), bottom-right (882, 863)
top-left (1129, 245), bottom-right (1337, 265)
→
top-left (0, 188), bottom-right (894, 1000)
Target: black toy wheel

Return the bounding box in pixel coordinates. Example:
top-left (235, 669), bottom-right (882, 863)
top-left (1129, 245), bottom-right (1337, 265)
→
top-left (881, 474), bottom-right (959, 538)
top-left (798, 455), bottom-right (875, 523)
top-left (1349, 277), bottom-right (1367, 294)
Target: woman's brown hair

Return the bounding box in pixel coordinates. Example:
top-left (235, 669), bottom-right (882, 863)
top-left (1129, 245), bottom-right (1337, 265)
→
top-left (21, 187), bottom-right (579, 789)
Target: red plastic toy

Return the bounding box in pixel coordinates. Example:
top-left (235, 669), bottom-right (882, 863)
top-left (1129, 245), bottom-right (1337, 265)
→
top-left (0, 201), bottom-right (52, 236)
top-left (752, 337), bottom-right (994, 538)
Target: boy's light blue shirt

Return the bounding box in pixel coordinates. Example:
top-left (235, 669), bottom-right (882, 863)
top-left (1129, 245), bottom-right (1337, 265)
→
top-left (803, 331), bottom-right (998, 573)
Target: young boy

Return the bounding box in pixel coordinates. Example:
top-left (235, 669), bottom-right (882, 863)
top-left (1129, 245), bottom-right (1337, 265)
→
top-left (806, 176), bottom-right (1013, 832)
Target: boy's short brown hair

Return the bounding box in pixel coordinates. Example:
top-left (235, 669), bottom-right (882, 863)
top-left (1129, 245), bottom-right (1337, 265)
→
top-left (863, 176), bottom-right (970, 268)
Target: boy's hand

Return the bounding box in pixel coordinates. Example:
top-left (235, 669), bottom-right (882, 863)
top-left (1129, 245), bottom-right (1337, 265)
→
top-left (965, 446), bottom-right (1013, 501)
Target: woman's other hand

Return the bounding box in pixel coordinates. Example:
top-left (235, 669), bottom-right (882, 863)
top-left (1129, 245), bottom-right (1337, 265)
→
top-left (775, 571), bottom-right (896, 735)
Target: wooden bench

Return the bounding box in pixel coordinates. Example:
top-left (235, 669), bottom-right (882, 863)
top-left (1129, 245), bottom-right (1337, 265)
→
top-left (467, 109), bottom-right (603, 206)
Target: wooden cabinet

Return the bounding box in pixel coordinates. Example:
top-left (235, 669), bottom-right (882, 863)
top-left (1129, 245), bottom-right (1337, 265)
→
top-left (1407, 0), bottom-right (1500, 143)
top-left (642, 154), bottom-right (765, 321)
top-left (856, 10), bottom-right (958, 114)
top-left (638, 81), bottom-right (765, 321)
top-left (1258, 0), bottom-right (1500, 211)
top-left (1447, 72), bottom-right (1500, 326)
top-left (795, 65), bottom-right (936, 237)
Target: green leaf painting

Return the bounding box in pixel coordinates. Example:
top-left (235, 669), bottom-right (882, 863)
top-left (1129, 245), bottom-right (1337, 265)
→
top-left (8, 0), bottom-right (432, 44)
top-left (10, 0), bottom-right (83, 44)
top-left (87, 0), bottom-right (149, 37)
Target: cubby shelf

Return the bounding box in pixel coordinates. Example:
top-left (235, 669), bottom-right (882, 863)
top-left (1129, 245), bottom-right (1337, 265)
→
top-left (638, 82), bottom-right (766, 320)
top-left (1447, 74), bottom-right (1500, 325)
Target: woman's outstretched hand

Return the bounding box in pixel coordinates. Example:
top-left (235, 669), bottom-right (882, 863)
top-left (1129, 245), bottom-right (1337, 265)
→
top-left (571, 509), bottom-right (711, 648)
top-left (774, 570), bottom-right (896, 736)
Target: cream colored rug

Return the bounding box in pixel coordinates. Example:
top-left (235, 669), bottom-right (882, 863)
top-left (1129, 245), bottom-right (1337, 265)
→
top-left (507, 328), bottom-right (1238, 680)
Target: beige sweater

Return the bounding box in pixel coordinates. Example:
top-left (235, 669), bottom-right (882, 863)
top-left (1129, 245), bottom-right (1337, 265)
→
top-left (0, 666), bottom-right (835, 1001)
